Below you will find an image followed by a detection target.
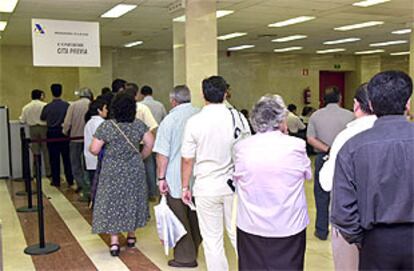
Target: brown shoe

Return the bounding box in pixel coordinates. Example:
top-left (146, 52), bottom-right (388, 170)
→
top-left (168, 260), bottom-right (198, 268)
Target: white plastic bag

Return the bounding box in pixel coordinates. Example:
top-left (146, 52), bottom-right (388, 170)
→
top-left (154, 195), bottom-right (187, 255)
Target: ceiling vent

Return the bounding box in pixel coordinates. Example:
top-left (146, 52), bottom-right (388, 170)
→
top-left (168, 0), bottom-right (186, 13)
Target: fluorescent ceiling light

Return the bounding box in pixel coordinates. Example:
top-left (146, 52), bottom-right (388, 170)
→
top-left (272, 35), bottom-right (307, 42)
top-left (323, 37), bottom-right (361, 45)
top-left (0, 0), bottom-right (18, 13)
top-left (268, 16), bottom-right (315, 27)
top-left (274, 46), bottom-right (303, 52)
top-left (354, 49), bottom-right (385, 55)
top-left (173, 15), bottom-right (186, 22)
top-left (173, 10), bottom-right (234, 22)
top-left (317, 48), bottom-right (346, 54)
top-left (101, 4), bottom-right (137, 18)
top-left (390, 51), bottom-right (410, 56)
top-left (216, 10), bottom-right (234, 18)
top-left (369, 40), bottom-right (407, 47)
top-left (227, 45), bottom-right (255, 51)
top-left (124, 41), bottom-right (143, 48)
top-left (352, 0), bottom-right (390, 7)
top-left (0, 21), bottom-right (8, 31)
top-left (334, 21), bottom-right (384, 31)
top-left (218, 32), bottom-right (247, 40)
top-left (392, 28), bottom-right (412, 35)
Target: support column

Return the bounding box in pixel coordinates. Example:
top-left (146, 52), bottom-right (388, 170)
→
top-left (173, 21), bottom-right (186, 86)
top-left (185, 0), bottom-right (217, 107)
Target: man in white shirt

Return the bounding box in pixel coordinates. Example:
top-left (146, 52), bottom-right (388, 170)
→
top-left (181, 76), bottom-right (250, 271)
top-left (140, 85), bottom-right (167, 124)
top-left (287, 104), bottom-right (306, 135)
top-left (19, 89), bottom-right (51, 177)
top-left (319, 84), bottom-right (376, 271)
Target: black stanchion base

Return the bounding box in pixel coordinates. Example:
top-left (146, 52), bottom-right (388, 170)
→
top-left (15, 190), bottom-right (37, 196)
top-left (24, 243), bottom-right (60, 255)
top-left (16, 206), bottom-right (38, 213)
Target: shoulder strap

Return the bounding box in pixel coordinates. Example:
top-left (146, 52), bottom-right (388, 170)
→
top-left (228, 108), bottom-right (247, 139)
top-left (110, 120), bottom-right (140, 154)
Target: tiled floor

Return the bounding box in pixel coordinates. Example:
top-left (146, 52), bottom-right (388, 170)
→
top-left (1, 161), bottom-right (335, 271)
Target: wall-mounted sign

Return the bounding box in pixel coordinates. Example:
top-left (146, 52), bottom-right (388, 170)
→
top-left (32, 19), bottom-right (101, 67)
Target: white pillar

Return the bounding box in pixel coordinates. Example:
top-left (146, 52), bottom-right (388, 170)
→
top-left (184, 0), bottom-right (217, 107)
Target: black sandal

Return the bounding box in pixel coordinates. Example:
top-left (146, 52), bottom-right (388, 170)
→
top-left (127, 236), bottom-right (136, 248)
top-left (110, 243), bottom-right (120, 256)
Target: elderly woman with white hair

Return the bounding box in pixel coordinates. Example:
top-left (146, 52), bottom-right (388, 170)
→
top-left (233, 95), bottom-right (312, 271)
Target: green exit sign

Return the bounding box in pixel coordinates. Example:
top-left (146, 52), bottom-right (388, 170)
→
top-left (334, 64), bottom-right (341, 69)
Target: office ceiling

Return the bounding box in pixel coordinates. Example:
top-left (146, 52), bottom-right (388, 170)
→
top-left (0, 0), bottom-right (412, 55)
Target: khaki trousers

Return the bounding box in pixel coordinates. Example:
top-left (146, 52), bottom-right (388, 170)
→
top-left (332, 227), bottom-right (358, 271)
top-left (29, 125), bottom-right (51, 176)
top-left (195, 194), bottom-right (237, 271)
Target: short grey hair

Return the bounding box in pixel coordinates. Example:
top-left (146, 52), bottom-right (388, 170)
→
top-left (169, 85), bottom-right (191, 104)
top-left (251, 94), bottom-right (288, 133)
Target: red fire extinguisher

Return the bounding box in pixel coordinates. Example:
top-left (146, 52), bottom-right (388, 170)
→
top-left (303, 87), bottom-right (311, 105)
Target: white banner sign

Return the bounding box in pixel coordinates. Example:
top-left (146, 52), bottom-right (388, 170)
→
top-left (32, 19), bottom-right (101, 67)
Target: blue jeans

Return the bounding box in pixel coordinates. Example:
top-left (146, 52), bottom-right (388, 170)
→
top-left (314, 153), bottom-right (330, 238)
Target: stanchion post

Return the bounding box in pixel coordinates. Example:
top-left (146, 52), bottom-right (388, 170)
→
top-left (24, 154), bottom-right (60, 255)
top-left (16, 129), bottom-right (37, 212)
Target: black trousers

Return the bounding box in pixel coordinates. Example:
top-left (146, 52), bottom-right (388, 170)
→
top-left (238, 228), bottom-right (306, 271)
top-left (314, 153), bottom-right (330, 238)
top-left (47, 129), bottom-right (73, 186)
top-left (359, 223), bottom-right (414, 270)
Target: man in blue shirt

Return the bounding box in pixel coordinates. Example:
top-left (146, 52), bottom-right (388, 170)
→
top-left (153, 85), bottom-right (201, 268)
top-left (41, 84), bottom-right (74, 188)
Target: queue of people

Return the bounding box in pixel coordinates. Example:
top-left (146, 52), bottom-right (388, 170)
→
top-left (18, 70), bottom-right (413, 271)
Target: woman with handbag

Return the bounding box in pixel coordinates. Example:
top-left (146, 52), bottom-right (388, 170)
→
top-left (89, 92), bottom-right (154, 256)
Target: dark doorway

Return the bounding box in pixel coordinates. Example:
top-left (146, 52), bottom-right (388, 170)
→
top-left (319, 71), bottom-right (345, 108)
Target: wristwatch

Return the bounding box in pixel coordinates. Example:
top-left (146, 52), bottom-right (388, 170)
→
top-left (182, 186), bottom-right (189, 192)
top-left (158, 176), bottom-right (166, 181)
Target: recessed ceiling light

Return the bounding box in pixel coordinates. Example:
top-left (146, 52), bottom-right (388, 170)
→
top-left (390, 51), bottom-right (410, 56)
top-left (323, 37), bottom-right (361, 45)
top-left (274, 46), bottom-right (303, 52)
top-left (369, 40), bottom-right (407, 47)
top-left (317, 48), bottom-right (346, 54)
top-left (216, 10), bottom-right (234, 18)
top-left (218, 32), bottom-right (247, 41)
top-left (173, 10), bottom-right (234, 22)
top-left (0, 0), bottom-right (18, 13)
top-left (352, 0), bottom-right (390, 7)
top-left (228, 45), bottom-right (255, 51)
top-left (101, 4), bottom-right (137, 18)
top-left (272, 35), bottom-right (307, 42)
top-left (0, 21), bottom-right (8, 31)
top-left (124, 41), bottom-right (143, 48)
top-left (391, 29), bottom-right (412, 35)
top-left (354, 49), bottom-right (385, 55)
top-left (268, 16), bottom-right (315, 27)
top-left (334, 21), bottom-right (384, 31)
